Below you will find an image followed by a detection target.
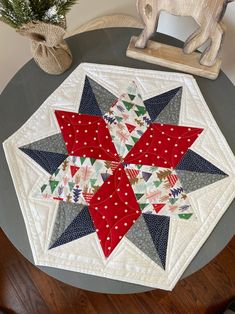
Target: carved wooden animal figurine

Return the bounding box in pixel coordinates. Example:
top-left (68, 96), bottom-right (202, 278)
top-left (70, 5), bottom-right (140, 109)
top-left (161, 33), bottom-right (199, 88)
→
top-left (135, 0), bottom-right (233, 67)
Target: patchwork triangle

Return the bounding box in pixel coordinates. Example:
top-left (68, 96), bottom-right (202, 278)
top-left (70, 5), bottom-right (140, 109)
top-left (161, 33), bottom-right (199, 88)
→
top-left (126, 216), bottom-right (163, 267)
top-left (155, 87), bottom-right (182, 125)
top-left (176, 169), bottom-right (227, 193)
top-left (20, 133), bottom-right (68, 155)
top-left (144, 87), bottom-right (182, 123)
top-left (87, 77), bottom-right (117, 113)
top-left (143, 213), bottom-right (170, 269)
top-left (176, 149), bottom-right (227, 175)
top-left (79, 76), bottom-right (103, 116)
top-left (49, 202), bottom-right (83, 248)
top-left (50, 205), bottom-right (95, 249)
top-left (19, 148), bottom-right (68, 175)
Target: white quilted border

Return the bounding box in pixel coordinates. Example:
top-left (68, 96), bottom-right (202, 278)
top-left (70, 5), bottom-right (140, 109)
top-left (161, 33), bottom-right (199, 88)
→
top-left (3, 63), bottom-right (235, 290)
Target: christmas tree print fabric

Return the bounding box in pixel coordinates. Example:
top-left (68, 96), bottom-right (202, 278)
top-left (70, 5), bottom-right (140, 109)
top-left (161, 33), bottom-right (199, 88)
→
top-left (4, 64), bottom-right (235, 290)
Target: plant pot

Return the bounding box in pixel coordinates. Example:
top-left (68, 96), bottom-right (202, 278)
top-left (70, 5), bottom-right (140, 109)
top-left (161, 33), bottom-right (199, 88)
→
top-left (18, 21), bottom-right (72, 75)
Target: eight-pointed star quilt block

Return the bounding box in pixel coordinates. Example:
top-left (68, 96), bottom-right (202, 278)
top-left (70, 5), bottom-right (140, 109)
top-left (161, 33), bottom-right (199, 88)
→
top-left (4, 63), bottom-right (235, 290)
top-left (37, 81), bottom-right (206, 261)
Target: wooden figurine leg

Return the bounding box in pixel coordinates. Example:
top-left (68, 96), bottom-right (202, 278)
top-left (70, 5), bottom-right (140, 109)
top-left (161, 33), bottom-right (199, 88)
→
top-left (200, 22), bottom-right (225, 66)
top-left (183, 26), bottom-right (209, 55)
top-left (135, 0), bottom-right (160, 48)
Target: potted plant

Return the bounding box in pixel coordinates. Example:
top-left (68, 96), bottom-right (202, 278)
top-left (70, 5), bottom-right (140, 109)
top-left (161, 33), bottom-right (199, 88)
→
top-left (0, 0), bottom-right (77, 74)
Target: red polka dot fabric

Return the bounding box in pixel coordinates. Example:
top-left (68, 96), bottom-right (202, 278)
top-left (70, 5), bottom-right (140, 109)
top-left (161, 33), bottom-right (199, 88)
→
top-left (53, 108), bottom-right (204, 257)
top-left (125, 124), bottom-right (203, 168)
top-left (55, 110), bottom-right (119, 162)
top-left (89, 165), bottom-right (141, 257)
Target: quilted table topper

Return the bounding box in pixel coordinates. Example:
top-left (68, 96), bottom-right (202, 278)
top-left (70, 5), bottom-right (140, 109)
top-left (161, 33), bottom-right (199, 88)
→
top-left (3, 63), bottom-right (235, 290)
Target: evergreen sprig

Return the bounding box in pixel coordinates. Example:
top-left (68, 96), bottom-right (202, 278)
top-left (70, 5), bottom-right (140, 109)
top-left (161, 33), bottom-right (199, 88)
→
top-left (0, 0), bottom-right (77, 28)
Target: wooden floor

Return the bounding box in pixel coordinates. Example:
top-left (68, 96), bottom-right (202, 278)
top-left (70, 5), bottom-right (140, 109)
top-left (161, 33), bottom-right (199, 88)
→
top-left (0, 229), bottom-right (234, 314)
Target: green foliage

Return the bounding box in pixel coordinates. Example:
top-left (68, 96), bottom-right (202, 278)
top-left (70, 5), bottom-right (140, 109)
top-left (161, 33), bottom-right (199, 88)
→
top-left (0, 0), bottom-right (77, 28)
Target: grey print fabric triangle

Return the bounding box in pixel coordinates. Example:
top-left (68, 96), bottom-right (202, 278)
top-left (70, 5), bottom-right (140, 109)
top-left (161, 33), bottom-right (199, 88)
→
top-left (50, 204), bottom-right (95, 249)
top-left (20, 133), bottom-right (67, 155)
top-left (19, 134), bottom-right (68, 174)
top-left (79, 76), bottom-right (117, 116)
top-left (126, 215), bottom-right (164, 268)
top-left (49, 202), bottom-right (83, 248)
top-left (176, 170), bottom-right (227, 193)
top-left (176, 149), bottom-right (227, 192)
top-left (155, 87), bottom-right (182, 125)
top-left (144, 86), bottom-right (182, 124)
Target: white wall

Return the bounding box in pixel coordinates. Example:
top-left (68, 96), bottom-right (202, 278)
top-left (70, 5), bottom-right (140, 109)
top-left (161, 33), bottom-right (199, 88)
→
top-left (0, 0), bottom-right (235, 93)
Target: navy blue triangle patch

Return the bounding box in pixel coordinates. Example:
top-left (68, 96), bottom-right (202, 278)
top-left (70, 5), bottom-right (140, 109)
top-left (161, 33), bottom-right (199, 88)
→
top-left (50, 206), bottom-right (95, 249)
top-left (79, 76), bottom-right (103, 116)
top-left (49, 202), bottom-right (83, 248)
top-left (142, 213), bottom-right (170, 269)
top-left (144, 87), bottom-right (182, 122)
top-left (87, 77), bottom-right (117, 113)
top-left (19, 148), bottom-right (67, 175)
top-left (176, 149), bottom-right (227, 175)
top-left (20, 133), bottom-right (67, 155)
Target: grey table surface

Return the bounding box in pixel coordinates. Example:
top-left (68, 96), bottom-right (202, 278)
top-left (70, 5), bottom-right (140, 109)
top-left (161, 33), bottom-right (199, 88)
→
top-left (0, 28), bottom-right (234, 294)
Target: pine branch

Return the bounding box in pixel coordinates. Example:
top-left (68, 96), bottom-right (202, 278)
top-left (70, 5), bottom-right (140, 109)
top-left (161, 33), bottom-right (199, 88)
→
top-left (0, 0), bottom-right (14, 14)
top-left (0, 0), bottom-right (78, 28)
top-left (30, 0), bottom-right (54, 16)
top-left (0, 0), bottom-right (18, 27)
top-left (57, 0), bottom-right (77, 15)
top-left (11, 0), bottom-right (34, 24)
top-left (0, 13), bottom-right (18, 28)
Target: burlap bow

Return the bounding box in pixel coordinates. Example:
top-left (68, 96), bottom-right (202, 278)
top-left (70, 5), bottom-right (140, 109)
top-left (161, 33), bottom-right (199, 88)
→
top-left (18, 21), bottom-right (72, 75)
